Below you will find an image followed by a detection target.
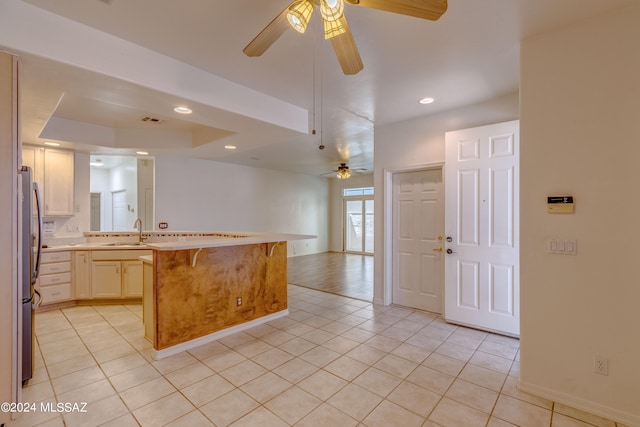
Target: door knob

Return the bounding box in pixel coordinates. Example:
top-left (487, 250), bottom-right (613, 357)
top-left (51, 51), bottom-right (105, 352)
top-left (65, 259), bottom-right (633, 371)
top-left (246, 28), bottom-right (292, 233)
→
top-left (446, 236), bottom-right (453, 242)
top-left (446, 248), bottom-right (456, 254)
top-left (433, 247), bottom-right (443, 252)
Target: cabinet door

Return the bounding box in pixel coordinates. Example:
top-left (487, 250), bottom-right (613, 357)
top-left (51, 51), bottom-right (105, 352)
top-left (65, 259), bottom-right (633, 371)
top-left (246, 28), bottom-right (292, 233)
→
top-left (74, 251), bottom-right (91, 299)
top-left (91, 261), bottom-right (122, 298)
top-left (122, 260), bottom-right (143, 297)
top-left (22, 146), bottom-right (44, 215)
top-left (22, 146), bottom-right (43, 187)
top-left (44, 149), bottom-right (74, 216)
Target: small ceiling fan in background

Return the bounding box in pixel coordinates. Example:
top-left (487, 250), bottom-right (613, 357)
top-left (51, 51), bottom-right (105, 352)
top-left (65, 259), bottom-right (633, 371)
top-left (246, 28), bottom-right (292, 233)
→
top-left (323, 162), bottom-right (368, 179)
top-left (243, 0), bottom-right (448, 75)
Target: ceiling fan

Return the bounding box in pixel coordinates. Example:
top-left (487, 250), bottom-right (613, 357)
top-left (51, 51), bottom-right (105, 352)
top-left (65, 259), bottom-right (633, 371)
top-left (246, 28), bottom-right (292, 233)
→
top-left (325, 163), bottom-right (367, 179)
top-left (243, 0), bottom-right (448, 75)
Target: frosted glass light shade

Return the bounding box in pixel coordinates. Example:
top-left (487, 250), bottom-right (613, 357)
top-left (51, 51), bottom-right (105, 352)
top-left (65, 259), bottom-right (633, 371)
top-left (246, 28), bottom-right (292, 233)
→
top-left (287, 0), bottom-right (314, 33)
top-left (320, 0), bottom-right (344, 21)
top-left (321, 0), bottom-right (345, 38)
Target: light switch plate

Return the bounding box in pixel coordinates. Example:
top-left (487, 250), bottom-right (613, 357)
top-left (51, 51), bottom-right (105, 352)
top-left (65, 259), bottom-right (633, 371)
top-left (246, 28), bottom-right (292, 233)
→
top-left (548, 239), bottom-right (577, 255)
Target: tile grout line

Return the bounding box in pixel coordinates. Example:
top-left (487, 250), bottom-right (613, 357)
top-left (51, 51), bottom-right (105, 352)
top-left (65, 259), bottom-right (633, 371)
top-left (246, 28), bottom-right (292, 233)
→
top-left (27, 286), bottom-right (621, 427)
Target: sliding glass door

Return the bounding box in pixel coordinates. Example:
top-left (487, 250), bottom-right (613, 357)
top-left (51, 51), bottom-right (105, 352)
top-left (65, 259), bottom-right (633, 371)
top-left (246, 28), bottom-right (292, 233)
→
top-left (344, 198), bottom-right (374, 254)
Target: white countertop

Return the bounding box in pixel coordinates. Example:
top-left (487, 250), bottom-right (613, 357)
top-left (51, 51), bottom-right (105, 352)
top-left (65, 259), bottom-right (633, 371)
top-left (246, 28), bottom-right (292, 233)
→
top-left (42, 232), bottom-right (316, 252)
top-left (42, 242), bottom-right (151, 252)
top-left (145, 233), bottom-right (315, 251)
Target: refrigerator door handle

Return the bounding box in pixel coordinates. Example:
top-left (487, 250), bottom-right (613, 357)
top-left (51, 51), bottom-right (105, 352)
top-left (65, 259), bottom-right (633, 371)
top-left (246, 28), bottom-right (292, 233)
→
top-left (32, 182), bottom-right (42, 284)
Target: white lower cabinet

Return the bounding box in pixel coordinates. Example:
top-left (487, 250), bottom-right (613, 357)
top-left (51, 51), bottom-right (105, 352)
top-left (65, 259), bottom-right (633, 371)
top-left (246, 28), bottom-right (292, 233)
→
top-left (39, 249), bottom-right (151, 304)
top-left (91, 261), bottom-right (123, 298)
top-left (38, 251), bottom-right (73, 306)
top-left (74, 251), bottom-right (91, 299)
top-left (123, 261), bottom-right (144, 297)
top-left (90, 250), bottom-right (151, 299)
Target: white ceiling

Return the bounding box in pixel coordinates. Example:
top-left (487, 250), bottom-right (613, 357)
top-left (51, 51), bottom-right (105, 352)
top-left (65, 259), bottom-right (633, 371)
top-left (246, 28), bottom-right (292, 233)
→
top-left (3, 0), bottom-right (635, 176)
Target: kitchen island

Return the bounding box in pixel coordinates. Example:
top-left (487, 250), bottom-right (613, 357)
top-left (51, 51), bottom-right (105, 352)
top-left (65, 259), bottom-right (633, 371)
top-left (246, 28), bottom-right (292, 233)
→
top-left (143, 232), bottom-right (313, 359)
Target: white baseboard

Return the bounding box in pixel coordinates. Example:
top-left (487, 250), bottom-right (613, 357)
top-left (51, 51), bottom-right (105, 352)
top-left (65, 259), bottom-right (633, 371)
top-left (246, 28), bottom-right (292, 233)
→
top-left (152, 309), bottom-right (289, 360)
top-left (518, 379), bottom-right (640, 427)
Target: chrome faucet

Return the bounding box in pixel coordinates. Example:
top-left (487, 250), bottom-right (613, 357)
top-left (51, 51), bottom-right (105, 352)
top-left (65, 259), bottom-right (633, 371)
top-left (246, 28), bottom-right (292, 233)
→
top-left (133, 218), bottom-right (148, 244)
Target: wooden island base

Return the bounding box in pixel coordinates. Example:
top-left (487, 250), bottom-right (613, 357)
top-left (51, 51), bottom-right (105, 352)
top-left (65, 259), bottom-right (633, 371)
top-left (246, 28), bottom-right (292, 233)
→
top-left (147, 242), bottom-right (288, 359)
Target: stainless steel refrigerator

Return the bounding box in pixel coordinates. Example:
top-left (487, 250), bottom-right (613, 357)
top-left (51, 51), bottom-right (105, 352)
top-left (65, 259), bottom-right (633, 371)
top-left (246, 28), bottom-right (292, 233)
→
top-left (19, 166), bottom-right (42, 386)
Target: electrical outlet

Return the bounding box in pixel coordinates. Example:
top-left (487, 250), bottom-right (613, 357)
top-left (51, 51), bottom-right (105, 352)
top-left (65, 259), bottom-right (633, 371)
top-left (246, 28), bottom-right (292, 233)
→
top-left (594, 356), bottom-right (608, 375)
top-left (236, 297), bottom-right (242, 306)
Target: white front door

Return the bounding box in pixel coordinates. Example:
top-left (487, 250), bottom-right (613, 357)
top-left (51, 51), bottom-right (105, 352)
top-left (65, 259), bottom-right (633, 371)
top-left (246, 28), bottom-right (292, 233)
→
top-left (444, 120), bottom-right (520, 336)
top-left (392, 168), bottom-right (444, 313)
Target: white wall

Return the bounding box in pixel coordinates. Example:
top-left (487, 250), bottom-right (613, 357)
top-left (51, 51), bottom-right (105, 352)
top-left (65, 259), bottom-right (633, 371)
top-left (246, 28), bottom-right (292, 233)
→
top-left (328, 174), bottom-right (374, 252)
top-left (0, 50), bottom-right (17, 426)
top-left (373, 92), bottom-right (520, 304)
top-left (519, 4), bottom-right (640, 424)
top-left (110, 159), bottom-right (138, 230)
top-left (154, 157), bottom-right (328, 256)
top-left (89, 158), bottom-right (139, 232)
top-left (137, 158), bottom-right (154, 230)
top-left (89, 167), bottom-right (110, 230)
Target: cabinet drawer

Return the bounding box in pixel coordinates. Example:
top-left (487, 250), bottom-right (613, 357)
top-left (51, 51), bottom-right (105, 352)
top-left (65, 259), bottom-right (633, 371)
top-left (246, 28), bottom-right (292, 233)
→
top-left (40, 261), bottom-right (71, 275)
top-left (40, 283), bottom-right (72, 304)
top-left (40, 272), bottom-right (71, 286)
top-left (41, 251), bottom-right (71, 263)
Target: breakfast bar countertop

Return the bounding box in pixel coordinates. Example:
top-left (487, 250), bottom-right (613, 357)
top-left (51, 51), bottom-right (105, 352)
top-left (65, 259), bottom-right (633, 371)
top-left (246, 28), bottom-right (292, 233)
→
top-left (40, 231), bottom-right (316, 252)
top-left (144, 232), bottom-right (315, 251)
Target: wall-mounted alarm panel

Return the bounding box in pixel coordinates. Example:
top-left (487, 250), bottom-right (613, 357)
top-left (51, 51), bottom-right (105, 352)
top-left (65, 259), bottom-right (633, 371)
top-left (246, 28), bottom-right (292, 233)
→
top-left (547, 196), bottom-right (574, 213)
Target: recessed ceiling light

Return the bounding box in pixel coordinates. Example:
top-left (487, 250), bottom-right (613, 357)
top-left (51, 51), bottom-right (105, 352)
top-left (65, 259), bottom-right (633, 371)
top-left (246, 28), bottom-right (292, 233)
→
top-left (90, 159), bottom-right (104, 167)
top-left (173, 106), bottom-right (192, 114)
top-left (224, 145), bottom-right (237, 150)
top-left (419, 97), bottom-right (435, 105)
top-left (44, 141), bottom-right (60, 146)
top-left (136, 151), bottom-right (149, 156)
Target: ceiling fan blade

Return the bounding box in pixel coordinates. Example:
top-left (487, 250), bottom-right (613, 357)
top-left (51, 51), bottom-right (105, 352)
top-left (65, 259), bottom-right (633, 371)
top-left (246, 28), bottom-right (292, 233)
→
top-left (345, 0), bottom-right (447, 21)
top-left (329, 16), bottom-right (364, 75)
top-left (243, 6), bottom-right (292, 57)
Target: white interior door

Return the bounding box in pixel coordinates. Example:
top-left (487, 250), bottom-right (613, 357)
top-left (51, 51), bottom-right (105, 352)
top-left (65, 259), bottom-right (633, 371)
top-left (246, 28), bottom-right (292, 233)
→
top-left (444, 120), bottom-right (520, 336)
top-left (392, 168), bottom-right (444, 313)
top-left (112, 190), bottom-right (128, 231)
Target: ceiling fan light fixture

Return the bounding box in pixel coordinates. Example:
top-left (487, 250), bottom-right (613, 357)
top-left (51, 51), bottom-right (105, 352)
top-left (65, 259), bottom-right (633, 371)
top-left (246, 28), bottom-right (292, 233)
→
top-left (287, 0), bottom-right (314, 33)
top-left (336, 168), bottom-right (351, 179)
top-left (320, 0), bottom-right (345, 39)
top-left (323, 17), bottom-right (346, 39)
top-left (320, 0), bottom-right (344, 22)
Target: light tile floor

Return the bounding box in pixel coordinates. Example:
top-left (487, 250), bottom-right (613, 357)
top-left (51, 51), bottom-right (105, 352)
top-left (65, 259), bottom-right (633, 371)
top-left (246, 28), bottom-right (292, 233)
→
top-left (11, 285), bottom-right (628, 427)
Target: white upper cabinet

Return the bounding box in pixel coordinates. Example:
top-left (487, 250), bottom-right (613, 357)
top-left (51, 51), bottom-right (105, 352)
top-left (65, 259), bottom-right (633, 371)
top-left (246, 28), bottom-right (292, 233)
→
top-left (43, 149), bottom-right (75, 216)
top-left (22, 147), bottom-right (75, 216)
top-left (22, 146), bottom-right (75, 217)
